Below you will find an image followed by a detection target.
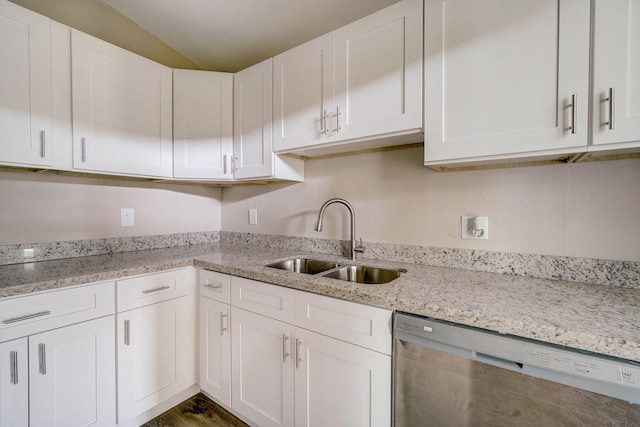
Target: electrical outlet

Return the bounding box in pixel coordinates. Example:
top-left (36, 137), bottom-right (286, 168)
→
top-left (121, 208), bottom-right (135, 227)
top-left (461, 216), bottom-right (488, 240)
top-left (249, 208), bottom-right (258, 225)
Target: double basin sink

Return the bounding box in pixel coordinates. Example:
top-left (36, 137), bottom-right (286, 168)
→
top-left (266, 258), bottom-right (406, 285)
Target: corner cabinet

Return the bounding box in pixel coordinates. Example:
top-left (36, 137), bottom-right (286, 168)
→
top-left (0, 0), bottom-right (53, 168)
top-left (233, 58), bottom-right (304, 181)
top-left (591, 0), bottom-right (640, 152)
top-left (71, 29), bottom-right (173, 178)
top-left (173, 70), bottom-right (234, 180)
top-left (273, 0), bottom-right (423, 156)
top-left (424, 0), bottom-right (590, 166)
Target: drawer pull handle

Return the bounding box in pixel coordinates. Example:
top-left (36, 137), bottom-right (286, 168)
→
top-left (2, 310), bottom-right (51, 324)
top-left (10, 351), bottom-right (19, 384)
top-left (142, 286), bottom-right (171, 295)
top-left (124, 319), bottom-right (131, 346)
top-left (38, 343), bottom-right (46, 375)
top-left (205, 283), bottom-right (222, 290)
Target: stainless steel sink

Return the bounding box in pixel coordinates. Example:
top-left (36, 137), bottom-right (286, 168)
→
top-left (321, 265), bottom-right (407, 284)
top-left (266, 258), bottom-right (340, 274)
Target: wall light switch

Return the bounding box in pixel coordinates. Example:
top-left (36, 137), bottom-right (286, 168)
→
top-left (249, 208), bottom-right (258, 225)
top-left (121, 208), bottom-right (135, 227)
top-left (461, 216), bottom-right (488, 240)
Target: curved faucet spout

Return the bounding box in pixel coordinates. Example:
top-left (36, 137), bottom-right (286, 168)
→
top-left (314, 198), bottom-right (363, 260)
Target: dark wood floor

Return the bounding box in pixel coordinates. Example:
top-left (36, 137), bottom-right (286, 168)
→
top-left (141, 393), bottom-right (248, 427)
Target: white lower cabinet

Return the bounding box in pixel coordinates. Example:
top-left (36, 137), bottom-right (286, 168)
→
top-left (116, 268), bottom-right (197, 426)
top-left (199, 272), bottom-right (393, 427)
top-left (294, 327), bottom-right (391, 427)
top-left (0, 281), bottom-right (116, 427)
top-left (200, 297), bottom-right (232, 407)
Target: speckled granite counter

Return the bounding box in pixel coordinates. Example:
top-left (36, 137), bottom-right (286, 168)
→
top-left (1, 243), bottom-right (639, 364)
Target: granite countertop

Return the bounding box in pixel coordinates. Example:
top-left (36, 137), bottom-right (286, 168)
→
top-left (1, 243), bottom-right (639, 363)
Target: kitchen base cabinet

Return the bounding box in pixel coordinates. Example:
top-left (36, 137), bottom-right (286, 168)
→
top-left (200, 297), bottom-right (231, 407)
top-left (294, 328), bottom-right (391, 427)
top-left (29, 316), bottom-right (116, 427)
top-left (231, 307), bottom-right (295, 427)
top-left (0, 338), bottom-right (28, 427)
top-left (116, 268), bottom-right (197, 426)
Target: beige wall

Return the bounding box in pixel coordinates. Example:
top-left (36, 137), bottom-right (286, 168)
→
top-left (221, 148), bottom-right (640, 262)
top-left (0, 171), bottom-right (221, 244)
top-left (10, 0), bottom-right (201, 69)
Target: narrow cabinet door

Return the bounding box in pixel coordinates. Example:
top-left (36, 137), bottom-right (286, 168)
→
top-left (333, 0), bottom-right (423, 142)
top-left (591, 0), bottom-right (640, 149)
top-left (29, 316), bottom-right (116, 427)
top-left (231, 307), bottom-right (294, 427)
top-left (233, 58), bottom-right (274, 179)
top-left (294, 328), bottom-right (391, 427)
top-left (0, 338), bottom-right (28, 427)
top-left (173, 69), bottom-right (233, 180)
top-left (273, 33), bottom-right (334, 153)
top-left (199, 297), bottom-right (231, 407)
top-left (117, 296), bottom-right (196, 423)
top-left (0, 0), bottom-right (52, 167)
top-left (423, 0), bottom-right (590, 163)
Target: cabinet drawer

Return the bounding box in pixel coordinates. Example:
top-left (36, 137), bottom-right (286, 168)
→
top-left (231, 277), bottom-right (294, 324)
top-left (199, 270), bottom-right (231, 304)
top-left (0, 281), bottom-right (115, 342)
top-left (117, 268), bottom-right (195, 312)
top-left (294, 291), bottom-right (392, 355)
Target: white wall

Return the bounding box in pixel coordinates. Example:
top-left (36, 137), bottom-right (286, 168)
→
top-left (221, 147), bottom-right (640, 262)
top-left (0, 170), bottom-right (221, 244)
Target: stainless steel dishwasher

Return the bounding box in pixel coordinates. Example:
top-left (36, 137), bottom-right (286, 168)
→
top-left (394, 312), bottom-right (640, 426)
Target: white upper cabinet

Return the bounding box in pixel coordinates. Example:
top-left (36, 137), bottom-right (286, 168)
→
top-left (591, 0), bottom-right (640, 151)
top-left (234, 58), bottom-right (304, 181)
top-left (273, 0), bottom-right (423, 156)
top-left (173, 69), bottom-right (233, 180)
top-left (0, 0), bottom-right (53, 167)
top-left (71, 29), bottom-right (173, 178)
top-left (424, 0), bottom-right (591, 165)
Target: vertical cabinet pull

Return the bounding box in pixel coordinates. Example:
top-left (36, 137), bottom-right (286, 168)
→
top-left (38, 343), bottom-right (46, 375)
top-left (282, 334), bottom-right (289, 363)
top-left (605, 87), bottom-right (615, 130)
top-left (10, 351), bottom-right (18, 384)
top-left (295, 338), bottom-right (302, 369)
top-left (223, 154), bottom-right (228, 174)
top-left (568, 94), bottom-right (577, 134)
top-left (40, 130), bottom-right (46, 158)
top-left (321, 109), bottom-right (327, 135)
top-left (124, 320), bottom-right (131, 346)
top-left (220, 312), bottom-right (227, 336)
top-left (335, 106), bottom-right (341, 133)
top-left (81, 137), bottom-right (87, 162)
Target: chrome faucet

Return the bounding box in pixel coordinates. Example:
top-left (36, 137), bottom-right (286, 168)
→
top-left (314, 198), bottom-right (364, 260)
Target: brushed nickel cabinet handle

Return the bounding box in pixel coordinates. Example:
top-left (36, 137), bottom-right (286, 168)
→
top-left (321, 109), bottom-right (327, 135)
top-left (223, 154), bottom-right (228, 175)
top-left (205, 283), bottom-right (222, 290)
top-left (2, 310), bottom-right (51, 324)
top-left (124, 319), bottom-right (130, 346)
top-left (142, 286), bottom-right (170, 295)
top-left (220, 312), bottom-right (227, 336)
top-left (40, 130), bottom-right (46, 158)
top-left (335, 106), bottom-right (341, 133)
top-left (81, 137), bottom-right (87, 162)
top-left (10, 351), bottom-right (18, 384)
top-left (38, 343), bottom-right (46, 375)
top-left (295, 338), bottom-right (302, 369)
top-left (282, 334), bottom-right (289, 363)
top-left (568, 94), bottom-right (577, 135)
top-left (605, 87), bottom-right (615, 130)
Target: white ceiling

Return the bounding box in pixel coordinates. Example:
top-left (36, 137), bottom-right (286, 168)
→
top-left (100, 0), bottom-right (402, 72)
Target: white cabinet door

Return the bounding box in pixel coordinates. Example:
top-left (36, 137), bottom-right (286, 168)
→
top-left (0, 0), bottom-right (52, 167)
top-left (29, 316), bottom-right (116, 427)
top-left (0, 338), bottom-right (28, 427)
top-left (231, 307), bottom-right (294, 427)
top-left (424, 0), bottom-right (590, 164)
top-left (591, 0), bottom-right (640, 150)
top-left (199, 297), bottom-right (231, 407)
top-left (294, 328), bottom-right (391, 427)
top-left (71, 29), bottom-right (173, 178)
top-left (273, 33), bottom-right (335, 152)
top-left (233, 58), bottom-right (274, 179)
top-left (173, 69), bottom-right (233, 180)
top-left (117, 295), bottom-right (196, 423)
top-left (333, 0), bottom-right (422, 142)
